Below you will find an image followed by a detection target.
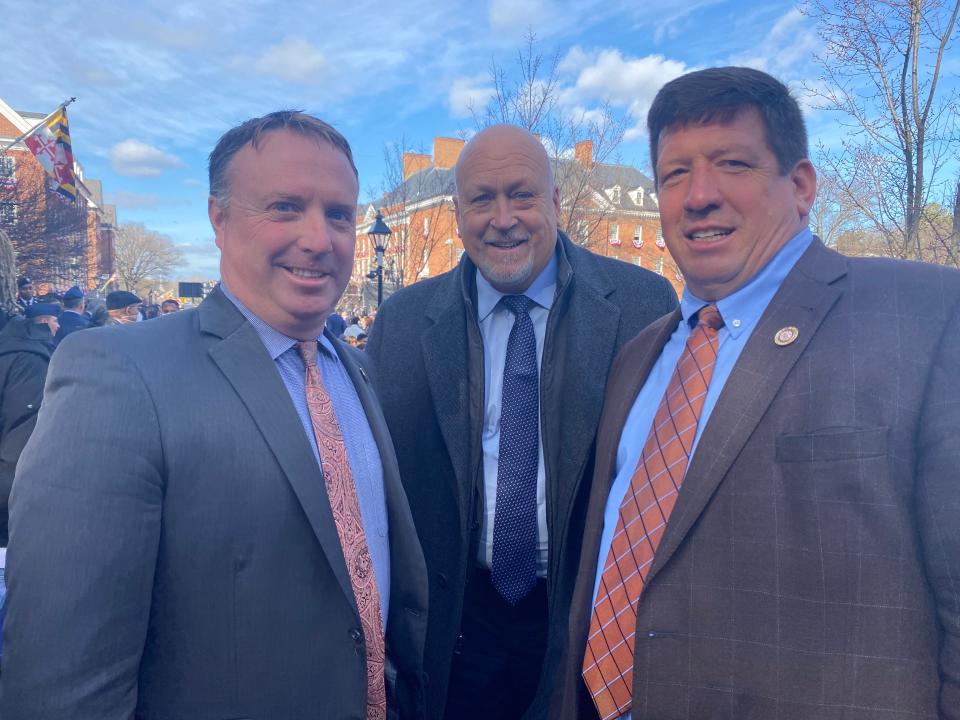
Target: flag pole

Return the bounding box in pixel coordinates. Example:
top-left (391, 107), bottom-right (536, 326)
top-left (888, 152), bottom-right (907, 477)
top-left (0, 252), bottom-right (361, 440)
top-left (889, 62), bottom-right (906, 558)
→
top-left (0, 97), bottom-right (76, 157)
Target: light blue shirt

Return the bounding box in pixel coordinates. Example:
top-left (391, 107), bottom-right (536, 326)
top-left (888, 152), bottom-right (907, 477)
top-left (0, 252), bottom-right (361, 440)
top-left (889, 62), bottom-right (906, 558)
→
top-left (475, 253), bottom-right (558, 577)
top-left (591, 228), bottom-right (812, 718)
top-left (220, 283), bottom-right (390, 628)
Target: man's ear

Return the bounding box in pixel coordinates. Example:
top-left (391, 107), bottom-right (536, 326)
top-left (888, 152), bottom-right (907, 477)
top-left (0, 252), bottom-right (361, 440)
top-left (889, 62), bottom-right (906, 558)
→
top-left (791, 159), bottom-right (818, 219)
top-left (208, 196), bottom-right (226, 250)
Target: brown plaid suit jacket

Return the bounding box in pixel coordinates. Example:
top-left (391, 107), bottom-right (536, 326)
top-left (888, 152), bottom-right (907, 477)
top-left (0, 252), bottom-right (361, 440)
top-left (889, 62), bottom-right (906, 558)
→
top-left (553, 239), bottom-right (960, 719)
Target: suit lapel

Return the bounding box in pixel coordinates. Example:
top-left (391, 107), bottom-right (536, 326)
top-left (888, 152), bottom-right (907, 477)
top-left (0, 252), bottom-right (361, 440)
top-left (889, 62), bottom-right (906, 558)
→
top-left (647, 242), bottom-right (847, 583)
top-left (420, 267), bottom-right (474, 528)
top-left (200, 291), bottom-right (355, 606)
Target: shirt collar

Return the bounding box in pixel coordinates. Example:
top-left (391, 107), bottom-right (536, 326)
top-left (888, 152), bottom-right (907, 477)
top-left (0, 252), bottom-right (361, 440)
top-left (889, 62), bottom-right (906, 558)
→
top-left (680, 227), bottom-right (813, 339)
top-left (475, 249), bottom-right (559, 323)
top-left (219, 281), bottom-right (338, 362)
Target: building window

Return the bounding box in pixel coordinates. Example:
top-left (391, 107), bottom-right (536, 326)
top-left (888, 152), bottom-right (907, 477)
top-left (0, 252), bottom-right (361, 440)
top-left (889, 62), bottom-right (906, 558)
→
top-left (656, 257), bottom-right (664, 275)
top-left (656, 226), bottom-right (665, 248)
top-left (577, 220), bottom-right (589, 243)
top-left (607, 185), bottom-right (621, 204)
top-left (634, 257), bottom-right (642, 268)
top-left (0, 202), bottom-right (16, 223)
top-left (0, 156), bottom-right (14, 186)
top-left (608, 223), bottom-right (620, 246)
top-left (422, 216), bottom-right (430, 238)
top-left (632, 226), bottom-right (643, 248)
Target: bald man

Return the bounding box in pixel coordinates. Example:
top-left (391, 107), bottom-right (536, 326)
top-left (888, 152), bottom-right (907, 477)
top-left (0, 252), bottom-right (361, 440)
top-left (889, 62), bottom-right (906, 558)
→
top-left (367, 125), bottom-right (678, 719)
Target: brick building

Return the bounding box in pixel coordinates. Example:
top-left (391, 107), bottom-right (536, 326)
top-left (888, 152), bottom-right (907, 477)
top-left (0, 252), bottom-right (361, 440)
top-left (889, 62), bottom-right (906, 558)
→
top-left (0, 97), bottom-right (116, 292)
top-left (353, 136), bottom-right (683, 306)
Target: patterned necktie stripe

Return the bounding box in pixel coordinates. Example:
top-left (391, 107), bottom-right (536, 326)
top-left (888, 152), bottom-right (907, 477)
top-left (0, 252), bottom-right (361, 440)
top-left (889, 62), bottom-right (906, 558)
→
top-left (583, 305), bottom-right (723, 720)
top-left (298, 341), bottom-right (387, 720)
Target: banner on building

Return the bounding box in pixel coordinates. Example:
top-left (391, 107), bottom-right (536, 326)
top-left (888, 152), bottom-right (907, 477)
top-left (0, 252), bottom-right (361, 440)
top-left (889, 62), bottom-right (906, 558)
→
top-left (24, 107), bottom-right (77, 203)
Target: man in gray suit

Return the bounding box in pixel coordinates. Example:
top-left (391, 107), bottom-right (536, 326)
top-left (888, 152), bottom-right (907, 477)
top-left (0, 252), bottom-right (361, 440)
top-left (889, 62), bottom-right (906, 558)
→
top-left (2, 111), bottom-right (427, 720)
top-left (367, 125), bottom-right (677, 720)
top-left (555, 67), bottom-right (960, 719)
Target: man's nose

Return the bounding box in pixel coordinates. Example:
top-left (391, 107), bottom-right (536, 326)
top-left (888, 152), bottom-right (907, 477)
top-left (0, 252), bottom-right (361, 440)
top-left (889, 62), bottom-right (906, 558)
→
top-left (300, 210), bottom-right (334, 252)
top-left (490, 197), bottom-right (517, 231)
top-left (683, 166), bottom-right (723, 213)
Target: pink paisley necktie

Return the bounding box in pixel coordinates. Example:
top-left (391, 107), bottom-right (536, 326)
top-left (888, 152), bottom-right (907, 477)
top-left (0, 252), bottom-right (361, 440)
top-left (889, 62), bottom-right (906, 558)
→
top-left (298, 341), bottom-right (386, 720)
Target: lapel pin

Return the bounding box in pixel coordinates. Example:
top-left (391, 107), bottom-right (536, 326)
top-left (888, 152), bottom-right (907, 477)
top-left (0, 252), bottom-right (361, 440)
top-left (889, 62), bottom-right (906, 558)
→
top-left (774, 326), bottom-right (799, 346)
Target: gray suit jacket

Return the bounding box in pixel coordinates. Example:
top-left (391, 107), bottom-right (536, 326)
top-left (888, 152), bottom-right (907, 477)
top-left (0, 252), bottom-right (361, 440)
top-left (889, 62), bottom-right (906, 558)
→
top-left (366, 232), bottom-right (678, 719)
top-left (554, 239), bottom-right (960, 719)
top-left (1, 287), bottom-right (428, 720)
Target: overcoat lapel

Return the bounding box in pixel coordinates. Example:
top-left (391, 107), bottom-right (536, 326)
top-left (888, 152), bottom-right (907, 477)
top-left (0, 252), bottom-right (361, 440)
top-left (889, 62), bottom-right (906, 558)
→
top-left (646, 241), bottom-right (848, 583)
top-left (199, 290), bottom-right (356, 609)
top-left (549, 246), bottom-right (624, 564)
top-left (420, 267), bottom-right (474, 529)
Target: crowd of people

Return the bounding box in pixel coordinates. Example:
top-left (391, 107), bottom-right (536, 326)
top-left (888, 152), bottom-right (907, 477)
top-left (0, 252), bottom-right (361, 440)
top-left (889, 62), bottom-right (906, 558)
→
top-left (0, 66), bottom-right (956, 720)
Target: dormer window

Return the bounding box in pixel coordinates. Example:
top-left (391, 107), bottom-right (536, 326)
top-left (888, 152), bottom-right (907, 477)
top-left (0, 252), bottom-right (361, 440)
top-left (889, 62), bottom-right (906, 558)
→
top-left (606, 185), bottom-right (621, 204)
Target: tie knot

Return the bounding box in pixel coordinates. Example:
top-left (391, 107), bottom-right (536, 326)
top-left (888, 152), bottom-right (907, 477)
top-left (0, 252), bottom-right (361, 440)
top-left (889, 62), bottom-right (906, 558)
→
top-left (297, 340), bottom-right (318, 368)
top-left (696, 304), bottom-right (724, 331)
top-left (501, 294), bottom-right (535, 316)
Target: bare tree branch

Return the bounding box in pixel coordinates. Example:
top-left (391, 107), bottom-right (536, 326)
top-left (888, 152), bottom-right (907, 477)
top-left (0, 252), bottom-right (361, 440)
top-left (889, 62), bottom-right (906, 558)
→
top-left (114, 223), bottom-right (185, 294)
top-left (804, 0), bottom-right (960, 266)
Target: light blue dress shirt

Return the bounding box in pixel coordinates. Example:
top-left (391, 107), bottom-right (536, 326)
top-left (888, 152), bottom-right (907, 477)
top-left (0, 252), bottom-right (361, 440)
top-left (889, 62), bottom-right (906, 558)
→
top-left (220, 283), bottom-right (390, 628)
top-left (590, 228), bottom-right (812, 718)
top-left (475, 252), bottom-right (559, 577)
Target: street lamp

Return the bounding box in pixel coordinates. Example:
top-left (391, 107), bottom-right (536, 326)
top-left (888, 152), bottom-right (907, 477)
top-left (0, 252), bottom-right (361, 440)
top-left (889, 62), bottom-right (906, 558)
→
top-left (366, 209), bottom-right (392, 308)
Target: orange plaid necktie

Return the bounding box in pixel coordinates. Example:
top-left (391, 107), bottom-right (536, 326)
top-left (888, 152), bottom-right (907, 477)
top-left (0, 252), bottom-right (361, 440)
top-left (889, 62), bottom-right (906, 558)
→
top-left (582, 305), bottom-right (724, 720)
top-left (298, 341), bottom-right (386, 720)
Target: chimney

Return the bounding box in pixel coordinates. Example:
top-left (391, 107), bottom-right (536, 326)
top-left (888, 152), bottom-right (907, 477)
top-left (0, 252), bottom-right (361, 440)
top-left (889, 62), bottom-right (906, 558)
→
top-left (575, 139), bottom-right (594, 168)
top-left (403, 152), bottom-right (431, 180)
top-left (433, 137), bottom-right (465, 170)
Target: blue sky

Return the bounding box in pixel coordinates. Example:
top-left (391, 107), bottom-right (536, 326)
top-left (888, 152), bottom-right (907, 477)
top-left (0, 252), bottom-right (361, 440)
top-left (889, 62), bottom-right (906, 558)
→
top-left (0, 0), bottom-right (884, 278)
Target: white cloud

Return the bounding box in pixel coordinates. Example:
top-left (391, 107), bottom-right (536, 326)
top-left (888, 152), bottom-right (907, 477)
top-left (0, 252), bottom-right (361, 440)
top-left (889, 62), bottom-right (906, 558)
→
top-left (489, 0), bottom-right (547, 31)
top-left (560, 48), bottom-right (689, 124)
top-left (254, 37), bottom-right (327, 84)
top-left (447, 75), bottom-right (495, 118)
top-left (727, 8), bottom-right (820, 79)
top-left (110, 139), bottom-right (184, 177)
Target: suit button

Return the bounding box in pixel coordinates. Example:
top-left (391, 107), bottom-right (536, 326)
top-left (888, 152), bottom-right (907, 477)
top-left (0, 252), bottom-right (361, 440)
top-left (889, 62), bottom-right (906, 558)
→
top-left (349, 628), bottom-right (363, 643)
top-left (437, 573), bottom-right (449, 589)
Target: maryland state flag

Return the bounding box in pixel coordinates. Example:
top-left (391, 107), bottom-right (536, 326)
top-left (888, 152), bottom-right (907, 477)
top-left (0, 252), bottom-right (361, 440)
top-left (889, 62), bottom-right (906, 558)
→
top-left (24, 107), bottom-right (77, 202)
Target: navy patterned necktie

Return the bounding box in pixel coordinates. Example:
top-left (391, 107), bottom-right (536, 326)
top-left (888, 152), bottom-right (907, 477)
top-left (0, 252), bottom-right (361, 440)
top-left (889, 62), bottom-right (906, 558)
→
top-left (492, 294), bottom-right (540, 606)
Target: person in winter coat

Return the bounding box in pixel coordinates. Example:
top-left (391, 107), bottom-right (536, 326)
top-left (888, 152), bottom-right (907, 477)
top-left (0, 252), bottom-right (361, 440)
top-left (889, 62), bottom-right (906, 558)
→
top-left (0, 303), bottom-right (59, 544)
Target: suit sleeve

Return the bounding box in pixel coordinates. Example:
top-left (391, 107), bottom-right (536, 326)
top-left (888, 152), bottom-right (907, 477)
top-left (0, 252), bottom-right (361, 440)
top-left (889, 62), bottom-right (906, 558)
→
top-left (915, 295), bottom-right (960, 718)
top-left (1, 330), bottom-right (164, 720)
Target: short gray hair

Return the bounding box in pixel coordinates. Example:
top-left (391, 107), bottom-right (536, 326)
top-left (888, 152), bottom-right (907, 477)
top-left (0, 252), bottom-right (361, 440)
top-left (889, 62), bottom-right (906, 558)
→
top-left (208, 110), bottom-right (358, 209)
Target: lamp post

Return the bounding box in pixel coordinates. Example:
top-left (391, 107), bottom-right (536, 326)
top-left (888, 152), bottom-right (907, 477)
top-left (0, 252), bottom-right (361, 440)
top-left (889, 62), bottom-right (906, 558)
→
top-left (366, 209), bottom-right (392, 308)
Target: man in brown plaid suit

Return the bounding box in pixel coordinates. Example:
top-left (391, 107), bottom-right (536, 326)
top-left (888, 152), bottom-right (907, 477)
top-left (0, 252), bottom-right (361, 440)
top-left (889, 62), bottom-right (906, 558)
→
top-left (554, 66), bottom-right (960, 719)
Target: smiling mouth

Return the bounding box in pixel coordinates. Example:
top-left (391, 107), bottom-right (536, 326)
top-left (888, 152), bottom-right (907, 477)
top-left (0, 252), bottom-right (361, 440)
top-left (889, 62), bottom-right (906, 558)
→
top-left (282, 266), bottom-right (329, 279)
top-left (686, 229), bottom-right (733, 242)
top-left (486, 237), bottom-right (528, 250)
